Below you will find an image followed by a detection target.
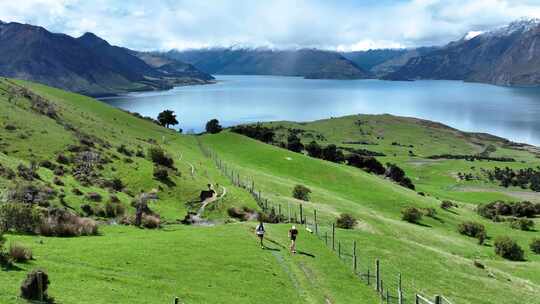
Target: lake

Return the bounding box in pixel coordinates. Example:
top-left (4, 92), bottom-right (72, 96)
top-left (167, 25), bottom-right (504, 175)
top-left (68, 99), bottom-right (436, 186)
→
top-left (102, 75), bottom-right (540, 146)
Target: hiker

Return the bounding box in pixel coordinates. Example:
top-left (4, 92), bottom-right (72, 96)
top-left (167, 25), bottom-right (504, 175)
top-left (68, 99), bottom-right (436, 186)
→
top-left (289, 225), bottom-right (299, 254)
top-left (255, 222), bottom-right (265, 248)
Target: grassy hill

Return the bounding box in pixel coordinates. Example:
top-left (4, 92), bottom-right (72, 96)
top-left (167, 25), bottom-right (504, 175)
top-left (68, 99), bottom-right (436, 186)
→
top-left (0, 78), bottom-right (379, 303)
top-left (0, 79), bottom-right (539, 303)
top-left (200, 124), bottom-right (540, 304)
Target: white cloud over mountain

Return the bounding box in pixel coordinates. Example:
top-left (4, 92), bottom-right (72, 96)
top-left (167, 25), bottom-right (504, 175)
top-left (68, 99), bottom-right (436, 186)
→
top-left (1, 0), bottom-right (540, 51)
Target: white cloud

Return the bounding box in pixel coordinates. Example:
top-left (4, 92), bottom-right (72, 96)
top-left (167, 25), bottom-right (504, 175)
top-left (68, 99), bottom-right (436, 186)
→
top-left (0, 0), bottom-right (539, 51)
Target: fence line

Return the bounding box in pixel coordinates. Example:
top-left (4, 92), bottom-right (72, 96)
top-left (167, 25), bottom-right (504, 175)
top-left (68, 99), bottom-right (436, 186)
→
top-left (197, 141), bottom-right (452, 304)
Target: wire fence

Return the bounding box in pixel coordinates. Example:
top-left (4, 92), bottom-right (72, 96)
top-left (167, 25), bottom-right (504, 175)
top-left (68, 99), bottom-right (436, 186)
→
top-left (197, 140), bottom-right (452, 304)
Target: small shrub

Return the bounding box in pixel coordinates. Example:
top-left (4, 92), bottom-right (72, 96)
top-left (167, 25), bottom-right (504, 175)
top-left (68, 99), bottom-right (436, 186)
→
top-left (39, 209), bottom-right (98, 237)
top-left (135, 150), bottom-right (145, 158)
top-left (530, 238), bottom-right (540, 254)
top-left (20, 270), bottom-right (53, 303)
top-left (292, 185), bottom-right (311, 201)
top-left (81, 204), bottom-right (93, 216)
top-left (39, 160), bottom-right (56, 170)
top-left (0, 203), bottom-right (41, 233)
top-left (17, 163), bottom-right (39, 181)
top-left (117, 144), bottom-right (133, 157)
top-left (56, 153), bottom-right (71, 165)
top-left (141, 214), bottom-right (160, 229)
top-left (153, 166), bottom-right (169, 181)
top-left (205, 119), bottom-right (223, 134)
top-left (148, 146), bottom-right (174, 168)
top-left (53, 166), bottom-right (65, 176)
top-left (401, 207), bottom-right (423, 223)
top-left (8, 243), bottom-right (32, 262)
top-left (509, 218), bottom-right (535, 231)
top-left (4, 124), bottom-right (16, 131)
top-left (53, 177), bottom-right (64, 186)
top-left (72, 188), bottom-right (83, 196)
top-left (494, 236), bottom-right (524, 261)
top-left (336, 213), bottom-right (357, 229)
top-left (458, 221), bottom-right (486, 244)
top-left (86, 192), bottom-right (102, 202)
top-left (440, 200), bottom-right (455, 210)
top-left (104, 201), bottom-right (125, 218)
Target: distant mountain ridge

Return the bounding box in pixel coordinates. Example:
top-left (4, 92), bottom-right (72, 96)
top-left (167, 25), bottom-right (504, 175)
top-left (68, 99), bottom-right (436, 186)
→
top-left (0, 21), bottom-right (213, 96)
top-left (385, 19), bottom-right (540, 86)
top-left (166, 48), bottom-right (372, 79)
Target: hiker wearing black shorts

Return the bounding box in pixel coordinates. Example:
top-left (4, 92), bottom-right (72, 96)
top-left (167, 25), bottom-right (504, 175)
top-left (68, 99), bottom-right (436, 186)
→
top-left (255, 222), bottom-right (265, 248)
top-left (289, 225), bottom-right (298, 254)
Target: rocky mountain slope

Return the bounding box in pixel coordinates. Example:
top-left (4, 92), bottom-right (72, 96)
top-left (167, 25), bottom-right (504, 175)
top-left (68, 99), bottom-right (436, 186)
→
top-left (0, 21), bottom-right (213, 96)
top-left (385, 19), bottom-right (540, 86)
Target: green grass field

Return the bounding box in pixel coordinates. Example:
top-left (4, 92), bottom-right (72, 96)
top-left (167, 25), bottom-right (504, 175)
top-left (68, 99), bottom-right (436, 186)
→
top-left (1, 79), bottom-right (539, 303)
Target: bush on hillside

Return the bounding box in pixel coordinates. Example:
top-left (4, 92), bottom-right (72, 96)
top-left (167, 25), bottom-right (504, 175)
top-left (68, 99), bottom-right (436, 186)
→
top-left (440, 200), bottom-right (455, 210)
top-left (141, 214), bottom-right (160, 229)
top-left (494, 236), bottom-right (524, 261)
top-left (477, 201), bottom-right (539, 220)
top-left (104, 201), bottom-right (125, 218)
top-left (117, 144), bottom-right (133, 157)
top-left (7, 183), bottom-right (56, 207)
top-left (292, 185), bottom-right (311, 201)
top-left (530, 238), bottom-right (540, 254)
top-left (0, 164), bottom-right (16, 180)
top-left (56, 153), bottom-right (71, 165)
top-left (153, 165), bottom-right (169, 181)
top-left (458, 221), bottom-right (486, 244)
top-left (286, 133), bottom-right (304, 153)
top-left (386, 163), bottom-right (415, 190)
top-left (72, 188), bottom-right (83, 196)
top-left (336, 213), bottom-right (358, 229)
top-left (39, 160), bottom-right (56, 170)
top-left (257, 208), bottom-right (284, 224)
top-left (86, 192), bottom-right (102, 202)
top-left (230, 124), bottom-right (275, 143)
top-left (0, 203), bottom-right (42, 234)
top-left (321, 144), bottom-right (345, 163)
top-left (148, 146), bottom-right (175, 169)
top-left (422, 207), bottom-right (437, 218)
top-left (401, 207), bottom-right (423, 224)
top-left (305, 141), bottom-right (323, 158)
top-left (17, 163), bottom-right (39, 181)
top-left (227, 206), bottom-right (257, 222)
top-left (509, 218), bottom-right (535, 231)
top-left (39, 209), bottom-right (98, 237)
top-left (8, 243), bottom-right (33, 262)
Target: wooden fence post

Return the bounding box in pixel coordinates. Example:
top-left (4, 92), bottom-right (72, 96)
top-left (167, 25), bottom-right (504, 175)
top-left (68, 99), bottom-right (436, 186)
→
top-left (314, 209), bottom-right (318, 234)
top-left (376, 259), bottom-right (381, 293)
top-left (325, 231), bottom-right (328, 246)
top-left (380, 279), bottom-right (384, 298)
top-left (353, 241), bottom-right (357, 272)
top-left (338, 241), bottom-right (341, 258)
top-left (331, 223), bottom-right (336, 251)
top-left (415, 295), bottom-right (420, 304)
top-left (398, 273), bottom-right (403, 304)
top-left (174, 297), bottom-right (179, 304)
top-left (367, 269), bottom-right (370, 286)
top-left (37, 270), bottom-right (44, 302)
top-left (435, 295), bottom-right (442, 304)
top-left (299, 204), bottom-right (303, 224)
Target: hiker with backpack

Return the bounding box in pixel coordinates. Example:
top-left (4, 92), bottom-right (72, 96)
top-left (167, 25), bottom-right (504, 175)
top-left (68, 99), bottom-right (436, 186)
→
top-left (255, 221), bottom-right (265, 248)
top-left (289, 225), bottom-right (299, 254)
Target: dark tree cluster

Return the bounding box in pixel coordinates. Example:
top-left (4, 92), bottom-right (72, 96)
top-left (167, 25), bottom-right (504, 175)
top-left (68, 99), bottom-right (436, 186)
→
top-left (346, 154), bottom-right (385, 175)
top-left (385, 163), bottom-right (415, 190)
top-left (477, 200), bottom-right (540, 221)
top-left (482, 167), bottom-right (540, 191)
top-left (230, 124), bottom-right (275, 143)
top-left (205, 119), bottom-right (223, 134)
top-left (427, 154), bottom-right (515, 162)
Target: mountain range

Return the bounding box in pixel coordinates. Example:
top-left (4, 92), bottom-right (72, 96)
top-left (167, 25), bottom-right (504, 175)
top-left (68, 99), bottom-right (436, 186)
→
top-left (165, 48), bottom-right (371, 79)
top-left (385, 19), bottom-right (540, 86)
top-left (0, 21), bottom-right (214, 97)
top-left (2, 18), bottom-right (540, 94)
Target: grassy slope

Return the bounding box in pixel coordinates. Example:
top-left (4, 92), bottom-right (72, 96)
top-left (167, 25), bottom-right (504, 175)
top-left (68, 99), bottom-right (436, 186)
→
top-left (201, 131), bottom-right (540, 304)
top-left (264, 114), bottom-right (540, 204)
top-left (0, 79), bottom-right (378, 303)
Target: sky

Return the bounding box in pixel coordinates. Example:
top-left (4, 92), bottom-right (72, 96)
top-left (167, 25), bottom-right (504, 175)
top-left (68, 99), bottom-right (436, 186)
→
top-left (1, 0), bottom-right (540, 51)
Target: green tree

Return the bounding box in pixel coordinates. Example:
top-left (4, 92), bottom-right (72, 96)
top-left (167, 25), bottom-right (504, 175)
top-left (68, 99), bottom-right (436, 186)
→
top-left (157, 110), bottom-right (178, 128)
top-left (205, 119), bottom-right (223, 134)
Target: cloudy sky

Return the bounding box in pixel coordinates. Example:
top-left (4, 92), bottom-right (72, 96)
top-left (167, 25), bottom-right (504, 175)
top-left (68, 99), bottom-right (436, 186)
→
top-left (1, 0), bottom-right (540, 51)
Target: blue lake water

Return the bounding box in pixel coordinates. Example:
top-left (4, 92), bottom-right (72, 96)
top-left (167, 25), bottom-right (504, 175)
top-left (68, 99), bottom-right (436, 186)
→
top-left (102, 75), bottom-right (540, 146)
